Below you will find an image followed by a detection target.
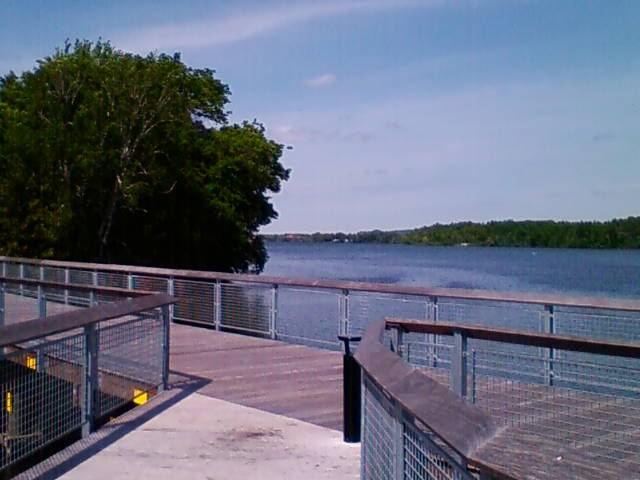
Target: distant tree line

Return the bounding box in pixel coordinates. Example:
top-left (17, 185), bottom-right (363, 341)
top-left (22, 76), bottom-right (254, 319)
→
top-left (265, 217), bottom-right (640, 249)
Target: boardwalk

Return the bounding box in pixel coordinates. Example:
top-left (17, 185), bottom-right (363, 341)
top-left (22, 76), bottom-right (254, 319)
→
top-left (6, 291), bottom-right (640, 479)
top-left (4, 293), bottom-right (344, 430)
top-left (170, 323), bottom-right (344, 430)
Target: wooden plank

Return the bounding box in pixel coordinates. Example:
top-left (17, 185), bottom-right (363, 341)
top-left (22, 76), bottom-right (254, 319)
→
top-left (169, 324), bottom-right (343, 430)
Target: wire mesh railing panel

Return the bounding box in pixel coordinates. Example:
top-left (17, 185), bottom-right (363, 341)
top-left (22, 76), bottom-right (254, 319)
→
top-left (362, 374), bottom-right (475, 480)
top-left (21, 265), bottom-right (39, 281)
top-left (467, 344), bottom-right (640, 471)
top-left (403, 422), bottom-right (475, 480)
top-left (362, 376), bottom-right (397, 480)
top-left (550, 351), bottom-right (640, 399)
top-left (1, 333), bottom-right (84, 471)
top-left (220, 283), bottom-right (270, 335)
top-left (68, 269), bottom-right (93, 286)
top-left (67, 270), bottom-right (93, 305)
top-left (4, 262), bottom-right (20, 279)
top-left (276, 287), bottom-right (341, 349)
top-left (43, 295), bottom-right (82, 317)
top-left (554, 307), bottom-right (640, 342)
top-left (439, 298), bottom-right (544, 332)
top-left (97, 310), bottom-right (164, 417)
top-left (42, 285), bottom-right (66, 308)
top-left (350, 292), bottom-right (432, 336)
top-left (97, 271), bottom-right (128, 289)
top-left (42, 267), bottom-right (65, 283)
top-left (402, 332), bottom-right (453, 373)
top-left (131, 275), bottom-right (168, 293)
top-left (3, 292), bottom-right (39, 324)
top-left (173, 279), bottom-right (216, 326)
top-left (17, 266), bottom-right (38, 299)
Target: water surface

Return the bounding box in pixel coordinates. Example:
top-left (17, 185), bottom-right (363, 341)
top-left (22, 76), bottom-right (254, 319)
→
top-left (264, 243), bottom-right (640, 299)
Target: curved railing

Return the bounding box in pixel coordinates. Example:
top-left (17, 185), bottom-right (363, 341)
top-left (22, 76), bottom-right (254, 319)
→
top-left (356, 318), bottom-right (640, 480)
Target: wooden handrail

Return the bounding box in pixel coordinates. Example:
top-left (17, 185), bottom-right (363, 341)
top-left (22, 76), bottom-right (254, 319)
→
top-left (386, 318), bottom-right (640, 358)
top-left (355, 317), bottom-right (640, 479)
top-left (0, 276), bottom-right (156, 297)
top-left (354, 319), bottom-right (500, 470)
top-left (0, 293), bottom-right (176, 348)
top-left (2, 256), bottom-right (640, 312)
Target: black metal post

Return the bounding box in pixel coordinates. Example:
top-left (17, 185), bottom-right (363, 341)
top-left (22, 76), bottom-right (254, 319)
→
top-left (338, 335), bottom-right (362, 443)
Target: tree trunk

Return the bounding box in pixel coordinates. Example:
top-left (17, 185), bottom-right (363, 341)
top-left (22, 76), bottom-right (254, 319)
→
top-left (97, 179), bottom-right (121, 259)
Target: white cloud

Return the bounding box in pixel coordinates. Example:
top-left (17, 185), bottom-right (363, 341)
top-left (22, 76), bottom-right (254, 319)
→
top-left (304, 73), bottom-right (337, 88)
top-left (116, 0), bottom-right (443, 53)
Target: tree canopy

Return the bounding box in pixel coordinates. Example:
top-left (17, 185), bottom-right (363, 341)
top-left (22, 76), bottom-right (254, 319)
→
top-left (0, 40), bottom-right (289, 272)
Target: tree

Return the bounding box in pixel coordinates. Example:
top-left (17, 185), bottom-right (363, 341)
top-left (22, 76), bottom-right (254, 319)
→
top-left (0, 40), bottom-right (289, 272)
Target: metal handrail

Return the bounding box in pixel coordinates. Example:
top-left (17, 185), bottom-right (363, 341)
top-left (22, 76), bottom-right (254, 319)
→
top-left (2, 256), bottom-right (639, 312)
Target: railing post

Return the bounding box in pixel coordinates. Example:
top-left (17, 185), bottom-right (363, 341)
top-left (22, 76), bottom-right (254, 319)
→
top-left (338, 335), bottom-right (362, 443)
top-left (543, 304), bottom-right (555, 386)
top-left (452, 330), bottom-right (468, 398)
top-left (38, 284), bottom-right (46, 318)
top-left (64, 267), bottom-right (70, 306)
top-left (340, 289), bottom-right (350, 336)
top-left (36, 346), bottom-right (45, 373)
top-left (0, 281), bottom-right (5, 328)
top-left (19, 263), bottom-right (24, 296)
top-left (38, 265), bottom-right (46, 318)
top-left (269, 285), bottom-right (278, 340)
top-left (82, 324), bottom-right (99, 438)
top-left (0, 264), bottom-right (4, 336)
top-left (160, 305), bottom-right (171, 391)
top-left (471, 349), bottom-right (477, 404)
top-left (91, 270), bottom-right (98, 306)
top-left (390, 326), bottom-right (404, 359)
top-left (392, 400), bottom-right (404, 480)
top-left (214, 282), bottom-right (222, 330)
top-left (167, 276), bottom-right (175, 323)
top-left (428, 296), bottom-right (438, 367)
top-left (127, 272), bottom-right (133, 291)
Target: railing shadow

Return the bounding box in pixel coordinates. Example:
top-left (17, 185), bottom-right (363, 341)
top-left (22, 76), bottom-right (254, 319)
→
top-left (17, 371), bottom-right (211, 480)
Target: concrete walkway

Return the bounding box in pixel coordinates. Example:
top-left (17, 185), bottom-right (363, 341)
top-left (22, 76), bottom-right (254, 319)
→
top-left (17, 377), bottom-right (359, 480)
top-left (59, 393), bottom-right (359, 480)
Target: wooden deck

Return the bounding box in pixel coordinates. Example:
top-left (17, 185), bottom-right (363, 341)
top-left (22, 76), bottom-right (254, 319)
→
top-left (170, 323), bottom-right (344, 430)
top-left (3, 293), bottom-right (344, 431)
top-left (6, 292), bottom-right (640, 479)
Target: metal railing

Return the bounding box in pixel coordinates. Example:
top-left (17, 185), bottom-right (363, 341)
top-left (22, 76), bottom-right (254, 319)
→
top-left (359, 318), bottom-right (640, 480)
top-left (1, 257), bottom-right (640, 478)
top-left (355, 318), bottom-right (496, 480)
top-left (2, 256), bottom-right (640, 354)
top-left (0, 281), bottom-right (173, 475)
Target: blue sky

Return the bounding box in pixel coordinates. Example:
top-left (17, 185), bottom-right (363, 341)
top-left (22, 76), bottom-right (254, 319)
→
top-left (1, 0), bottom-right (639, 233)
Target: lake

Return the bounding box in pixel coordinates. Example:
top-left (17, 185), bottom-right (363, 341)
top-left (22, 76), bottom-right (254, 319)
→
top-left (263, 242), bottom-right (640, 299)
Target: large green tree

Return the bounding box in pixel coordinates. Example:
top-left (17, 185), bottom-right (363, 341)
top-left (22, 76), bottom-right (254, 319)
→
top-left (0, 40), bottom-right (289, 272)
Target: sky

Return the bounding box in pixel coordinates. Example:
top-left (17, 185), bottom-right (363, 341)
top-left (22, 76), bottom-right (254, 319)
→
top-left (1, 0), bottom-right (639, 233)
